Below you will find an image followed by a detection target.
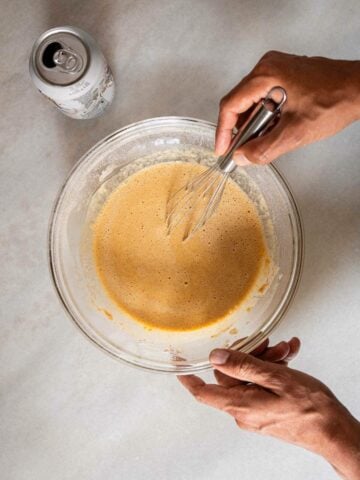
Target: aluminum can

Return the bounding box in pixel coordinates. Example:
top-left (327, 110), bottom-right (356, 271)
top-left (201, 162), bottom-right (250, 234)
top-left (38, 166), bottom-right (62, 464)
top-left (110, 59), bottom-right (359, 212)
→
top-left (29, 26), bottom-right (115, 119)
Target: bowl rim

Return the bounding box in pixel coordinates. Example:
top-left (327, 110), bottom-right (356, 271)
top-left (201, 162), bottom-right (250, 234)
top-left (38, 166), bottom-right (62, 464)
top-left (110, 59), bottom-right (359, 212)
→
top-left (49, 116), bottom-right (304, 374)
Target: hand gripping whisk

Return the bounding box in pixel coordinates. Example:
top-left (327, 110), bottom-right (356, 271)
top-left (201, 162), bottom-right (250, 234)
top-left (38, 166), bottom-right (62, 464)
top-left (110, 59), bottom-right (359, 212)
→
top-left (166, 86), bottom-right (287, 240)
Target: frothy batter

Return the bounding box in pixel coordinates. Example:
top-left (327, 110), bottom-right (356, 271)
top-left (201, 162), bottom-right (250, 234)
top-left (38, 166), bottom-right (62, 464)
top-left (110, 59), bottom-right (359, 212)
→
top-left (93, 162), bottom-right (269, 331)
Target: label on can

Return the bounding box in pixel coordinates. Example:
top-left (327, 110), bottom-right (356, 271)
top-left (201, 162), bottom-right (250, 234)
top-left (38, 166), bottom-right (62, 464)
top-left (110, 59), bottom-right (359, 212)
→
top-left (29, 26), bottom-right (115, 119)
top-left (51, 64), bottom-right (115, 119)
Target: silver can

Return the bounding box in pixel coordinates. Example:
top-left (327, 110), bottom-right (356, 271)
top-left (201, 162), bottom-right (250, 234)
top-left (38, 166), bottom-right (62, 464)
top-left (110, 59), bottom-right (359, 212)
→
top-left (29, 26), bottom-right (115, 119)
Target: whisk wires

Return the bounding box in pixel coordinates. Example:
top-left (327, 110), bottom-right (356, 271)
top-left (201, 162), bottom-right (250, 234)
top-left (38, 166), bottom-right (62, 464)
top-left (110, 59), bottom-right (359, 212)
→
top-left (166, 165), bottom-right (229, 240)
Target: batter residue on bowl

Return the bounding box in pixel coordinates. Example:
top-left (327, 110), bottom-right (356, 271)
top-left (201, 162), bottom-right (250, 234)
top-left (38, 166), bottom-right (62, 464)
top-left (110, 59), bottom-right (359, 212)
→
top-left (93, 161), bottom-right (270, 331)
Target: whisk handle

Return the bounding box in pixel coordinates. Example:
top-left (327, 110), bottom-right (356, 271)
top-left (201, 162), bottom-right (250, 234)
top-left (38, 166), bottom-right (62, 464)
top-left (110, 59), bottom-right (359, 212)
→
top-left (218, 86), bottom-right (287, 173)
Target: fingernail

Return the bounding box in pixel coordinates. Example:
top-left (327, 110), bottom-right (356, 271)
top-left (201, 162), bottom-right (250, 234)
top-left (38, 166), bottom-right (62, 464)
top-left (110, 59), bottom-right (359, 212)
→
top-left (210, 349), bottom-right (230, 365)
top-left (233, 153), bottom-right (252, 167)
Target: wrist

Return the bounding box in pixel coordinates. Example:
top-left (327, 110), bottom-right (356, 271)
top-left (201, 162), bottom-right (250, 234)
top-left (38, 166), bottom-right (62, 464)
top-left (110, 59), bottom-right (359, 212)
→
top-left (345, 60), bottom-right (360, 122)
top-left (318, 403), bottom-right (360, 479)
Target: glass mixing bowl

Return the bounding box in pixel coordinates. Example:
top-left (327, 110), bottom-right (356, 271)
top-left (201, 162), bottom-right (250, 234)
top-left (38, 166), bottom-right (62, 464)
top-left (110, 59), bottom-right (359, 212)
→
top-left (49, 117), bottom-right (303, 373)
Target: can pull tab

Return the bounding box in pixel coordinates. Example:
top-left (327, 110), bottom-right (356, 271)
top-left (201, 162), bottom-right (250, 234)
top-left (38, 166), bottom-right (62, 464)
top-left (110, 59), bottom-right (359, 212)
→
top-left (53, 46), bottom-right (83, 74)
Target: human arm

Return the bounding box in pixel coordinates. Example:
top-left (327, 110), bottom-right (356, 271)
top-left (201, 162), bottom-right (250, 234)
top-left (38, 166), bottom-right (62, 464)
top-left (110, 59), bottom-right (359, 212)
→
top-left (179, 345), bottom-right (360, 479)
top-left (215, 51), bottom-right (360, 165)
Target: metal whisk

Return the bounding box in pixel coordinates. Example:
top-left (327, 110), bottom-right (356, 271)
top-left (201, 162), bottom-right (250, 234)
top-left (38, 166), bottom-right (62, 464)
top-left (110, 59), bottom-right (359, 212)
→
top-left (166, 86), bottom-right (287, 240)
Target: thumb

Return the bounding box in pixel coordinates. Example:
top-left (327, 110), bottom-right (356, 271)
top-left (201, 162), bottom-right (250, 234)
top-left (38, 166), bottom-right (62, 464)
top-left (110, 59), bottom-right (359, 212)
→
top-left (210, 348), bottom-right (283, 391)
top-left (235, 113), bottom-right (301, 165)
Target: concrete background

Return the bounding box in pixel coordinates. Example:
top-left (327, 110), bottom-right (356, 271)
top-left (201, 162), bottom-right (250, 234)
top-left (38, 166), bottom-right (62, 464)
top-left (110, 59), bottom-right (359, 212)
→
top-left (1, 1), bottom-right (359, 479)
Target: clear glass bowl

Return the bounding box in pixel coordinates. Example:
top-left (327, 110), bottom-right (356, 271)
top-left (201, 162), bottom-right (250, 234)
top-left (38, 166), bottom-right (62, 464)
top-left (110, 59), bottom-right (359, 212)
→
top-left (49, 117), bottom-right (303, 374)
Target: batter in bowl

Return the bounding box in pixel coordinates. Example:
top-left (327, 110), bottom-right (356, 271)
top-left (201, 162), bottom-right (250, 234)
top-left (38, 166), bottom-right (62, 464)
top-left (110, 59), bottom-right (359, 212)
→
top-left (93, 161), bottom-right (270, 331)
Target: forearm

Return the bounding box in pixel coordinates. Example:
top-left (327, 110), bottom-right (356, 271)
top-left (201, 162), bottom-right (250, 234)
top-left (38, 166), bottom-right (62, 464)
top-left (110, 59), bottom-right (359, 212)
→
top-left (318, 405), bottom-right (360, 479)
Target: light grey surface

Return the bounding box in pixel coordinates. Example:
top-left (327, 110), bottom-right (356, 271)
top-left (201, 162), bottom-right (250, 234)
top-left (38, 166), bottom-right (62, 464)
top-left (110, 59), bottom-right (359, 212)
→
top-left (1, 1), bottom-right (359, 479)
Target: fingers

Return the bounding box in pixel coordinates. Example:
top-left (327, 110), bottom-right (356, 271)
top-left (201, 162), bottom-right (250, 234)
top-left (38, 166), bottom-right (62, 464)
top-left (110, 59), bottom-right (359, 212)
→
top-left (214, 337), bottom-right (301, 387)
top-left (235, 113), bottom-right (302, 164)
top-left (177, 374), bottom-right (206, 390)
top-left (178, 374), bottom-right (270, 413)
top-left (250, 337), bottom-right (301, 363)
top-left (215, 77), bottom-right (275, 155)
top-left (209, 348), bottom-right (284, 391)
top-left (215, 109), bottom-right (239, 156)
top-left (258, 337), bottom-right (301, 364)
top-left (215, 338), bottom-right (295, 387)
top-left (215, 339), bottom-right (269, 388)
top-left (258, 341), bottom-right (290, 362)
top-left (286, 337), bottom-right (301, 361)
top-left (179, 339), bottom-right (301, 410)
top-left (250, 338), bottom-right (270, 356)
top-left (177, 375), bottom-right (233, 410)
top-left (214, 369), bottom-right (240, 388)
